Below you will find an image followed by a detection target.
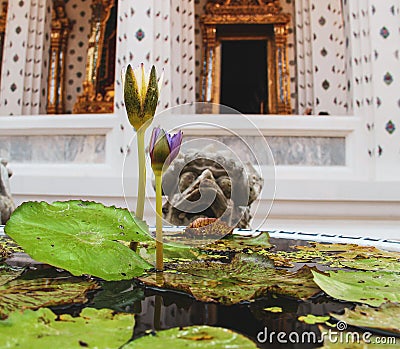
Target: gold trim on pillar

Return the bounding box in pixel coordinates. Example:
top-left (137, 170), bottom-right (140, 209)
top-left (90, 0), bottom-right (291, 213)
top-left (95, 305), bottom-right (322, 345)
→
top-left (0, 0), bottom-right (8, 86)
top-left (47, 0), bottom-right (72, 114)
top-left (73, 0), bottom-right (115, 114)
top-left (200, 0), bottom-right (291, 114)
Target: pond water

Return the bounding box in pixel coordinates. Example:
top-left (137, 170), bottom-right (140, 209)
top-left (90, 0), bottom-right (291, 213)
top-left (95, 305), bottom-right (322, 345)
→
top-left (5, 237), bottom-right (357, 348)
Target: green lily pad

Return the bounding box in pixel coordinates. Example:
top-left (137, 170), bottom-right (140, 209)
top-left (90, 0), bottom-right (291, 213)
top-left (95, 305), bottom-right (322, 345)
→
top-left (202, 232), bottom-right (272, 254)
top-left (312, 270), bottom-right (400, 306)
top-left (0, 307), bottom-right (135, 348)
top-left (139, 240), bottom-right (199, 265)
top-left (262, 243), bottom-right (400, 269)
top-left (298, 314), bottom-right (330, 325)
top-left (340, 258), bottom-right (400, 273)
top-left (332, 302), bottom-right (400, 335)
top-left (5, 201), bottom-right (153, 280)
top-left (0, 277), bottom-right (99, 318)
top-left (124, 325), bottom-right (257, 348)
top-left (140, 254), bottom-right (320, 304)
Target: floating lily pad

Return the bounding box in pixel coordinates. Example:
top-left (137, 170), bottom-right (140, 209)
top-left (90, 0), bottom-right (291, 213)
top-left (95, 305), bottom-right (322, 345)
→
top-left (298, 314), bottom-right (330, 325)
top-left (202, 232), bottom-right (272, 254)
top-left (0, 264), bottom-right (24, 286)
top-left (124, 325), bottom-right (257, 348)
top-left (139, 240), bottom-right (199, 265)
top-left (0, 235), bottom-right (24, 261)
top-left (332, 302), bottom-right (400, 335)
top-left (262, 242), bottom-right (400, 270)
top-left (0, 277), bottom-right (99, 318)
top-left (0, 307), bottom-right (135, 348)
top-left (340, 258), bottom-right (400, 273)
top-left (312, 270), bottom-right (400, 306)
top-left (140, 254), bottom-right (320, 304)
top-left (5, 201), bottom-right (153, 280)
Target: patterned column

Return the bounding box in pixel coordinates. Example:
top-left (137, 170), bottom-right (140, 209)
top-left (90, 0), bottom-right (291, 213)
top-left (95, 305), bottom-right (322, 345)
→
top-left (153, 0), bottom-right (172, 110)
top-left (310, 0), bottom-right (347, 115)
top-left (368, 2), bottom-right (400, 179)
top-left (0, 0), bottom-right (52, 115)
top-left (170, 0), bottom-right (196, 107)
top-left (342, 0), bottom-right (378, 167)
top-left (114, 0), bottom-right (154, 117)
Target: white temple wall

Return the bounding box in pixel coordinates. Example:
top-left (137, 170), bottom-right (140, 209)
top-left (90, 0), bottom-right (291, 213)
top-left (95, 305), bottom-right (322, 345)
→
top-left (0, 0), bottom-right (399, 238)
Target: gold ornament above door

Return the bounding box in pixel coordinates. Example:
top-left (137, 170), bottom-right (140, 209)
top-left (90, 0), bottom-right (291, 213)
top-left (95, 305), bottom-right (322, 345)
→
top-left (200, 0), bottom-right (291, 114)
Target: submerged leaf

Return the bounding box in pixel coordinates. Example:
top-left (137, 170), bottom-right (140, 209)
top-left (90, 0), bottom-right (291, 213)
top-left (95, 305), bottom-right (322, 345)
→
top-left (0, 277), bottom-right (99, 318)
top-left (5, 201), bottom-right (152, 280)
top-left (140, 254), bottom-right (320, 304)
top-left (124, 325), bottom-right (257, 349)
top-left (298, 314), bottom-right (330, 325)
top-left (332, 302), bottom-right (400, 335)
top-left (0, 307), bottom-right (135, 348)
top-left (90, 280), bottom-right (145, 312)
top-left (313, 270), bottom-right (400, 306)
top-left (264, 306), bottom-right (282, 313)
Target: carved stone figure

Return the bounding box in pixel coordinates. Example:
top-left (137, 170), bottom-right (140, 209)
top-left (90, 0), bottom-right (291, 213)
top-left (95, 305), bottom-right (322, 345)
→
top-left (161, 150), bottom-right (263, 228)
top-left (0, 159), bottom-right (15, 225)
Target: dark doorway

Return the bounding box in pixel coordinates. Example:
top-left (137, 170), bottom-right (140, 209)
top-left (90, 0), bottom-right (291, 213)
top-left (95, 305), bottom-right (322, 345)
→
top-left (220, 40), bottom-right (268, 114)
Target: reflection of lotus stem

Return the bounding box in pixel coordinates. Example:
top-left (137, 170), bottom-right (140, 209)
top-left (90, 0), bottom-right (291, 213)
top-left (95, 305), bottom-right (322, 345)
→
top-left (154, 294), bottom-right (162, 330)
top-left (155, 174), bottom-right (163, 271)
top-left (136, 128), bottom-right (146, 220)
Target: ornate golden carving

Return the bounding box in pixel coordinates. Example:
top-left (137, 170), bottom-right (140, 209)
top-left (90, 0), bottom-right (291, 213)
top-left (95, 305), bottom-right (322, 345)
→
top-left (200, 0), bottom-right (292, 114)
top-left (0, 0), bottom-right (8, 86)
top-left (73, 0), bottom-right (115, 114)
top-left (47, 0), bottom-right (72, 114)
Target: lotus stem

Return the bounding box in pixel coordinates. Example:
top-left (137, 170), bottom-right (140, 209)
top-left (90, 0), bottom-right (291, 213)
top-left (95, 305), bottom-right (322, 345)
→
top-left (135, 128), bottom-right (146, 220)
top-left (155, 173), bottom-right (163, 271)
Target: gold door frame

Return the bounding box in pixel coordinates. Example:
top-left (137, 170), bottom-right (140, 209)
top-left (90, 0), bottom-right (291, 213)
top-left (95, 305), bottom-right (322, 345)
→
top-left (47, 0), bottom-right (72, 114)
top-left (0, 0), bottom-right (8, 88)
top-left (200, 0), bottom-right (291, 114)
top-left (73, 0), bottom-right (115, 114)
top-left (214, 34), bottom-right (276, 114)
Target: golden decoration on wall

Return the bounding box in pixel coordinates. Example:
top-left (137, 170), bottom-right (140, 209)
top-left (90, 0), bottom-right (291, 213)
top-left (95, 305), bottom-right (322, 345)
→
top-left (73, 0), bottom-right (116, 114)
top-left (200, 0), bottom-right (292, 114)
top-left (47, 0), bottom-right (72, 114)
top-left (0, 0), bottom-right (8, 87)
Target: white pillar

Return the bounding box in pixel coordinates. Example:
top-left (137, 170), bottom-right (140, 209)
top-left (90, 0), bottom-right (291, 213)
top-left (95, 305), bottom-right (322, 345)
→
top-left (170, 0), bottom-right (196, 107)
top-left (153, 0), bottom-right (172, 110)
top-left (310, 0), bottom-right (347, 115)
top-left (0, 0), bottom-right (51, 115)
top-left (114, 0), bottom-right (155, 119)
top-left (368, 1), bottom-right (400, 180)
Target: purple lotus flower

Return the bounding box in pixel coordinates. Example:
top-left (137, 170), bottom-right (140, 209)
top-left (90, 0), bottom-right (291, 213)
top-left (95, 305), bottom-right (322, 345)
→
top-left (150, 127), bottom-right (183, 175)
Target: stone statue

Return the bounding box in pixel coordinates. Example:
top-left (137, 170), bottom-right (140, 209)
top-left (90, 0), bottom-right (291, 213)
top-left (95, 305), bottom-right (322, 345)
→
top-left (161, 150), bottom-right (263, 228)
top-left (0, 159), bottom-right (15, 225)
